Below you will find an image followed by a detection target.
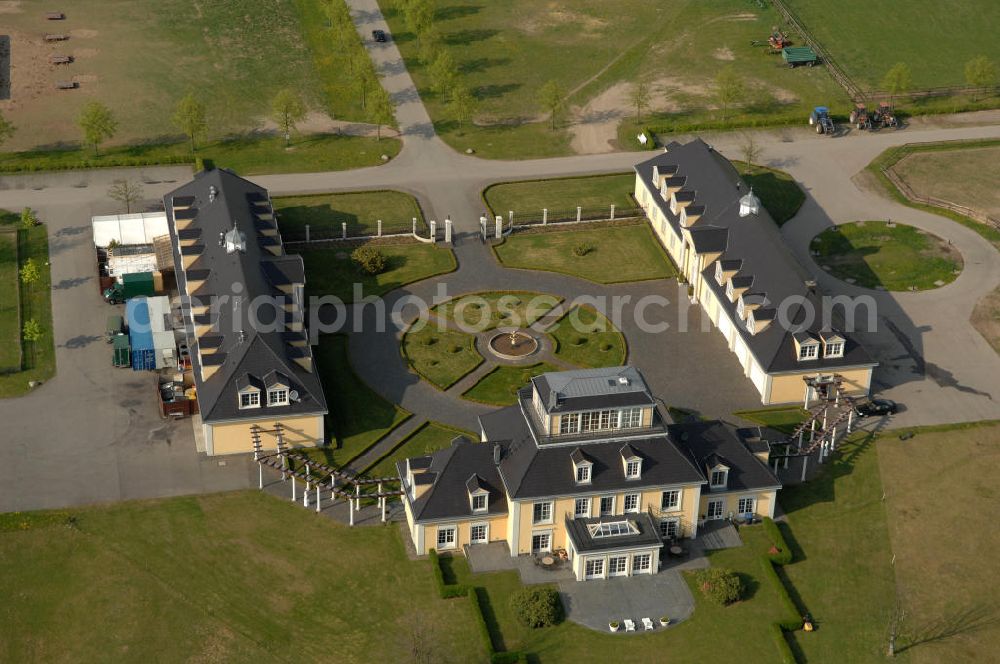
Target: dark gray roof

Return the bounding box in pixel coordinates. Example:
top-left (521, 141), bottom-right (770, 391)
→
top-left (635, 140), bottom-right (874, 374)
top-left (531, 366), bottom-right (654, 414)
top-left (398, 438), bottom-right (509, 522)
top-left (565, 513), bottom-right (662, 553)
top-left (164, 169), bottom-right (326, 423)
top-left (670, 421), bottom-right (781, 492)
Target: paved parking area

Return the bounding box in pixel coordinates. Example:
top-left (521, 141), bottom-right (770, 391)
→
top-left (0, 188), bottom-right (252, 512)
top-left (559, 572), bottom-right (695, 632)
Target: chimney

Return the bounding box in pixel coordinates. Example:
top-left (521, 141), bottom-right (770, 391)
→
top-left (493, 444), bottom-right (502, 465)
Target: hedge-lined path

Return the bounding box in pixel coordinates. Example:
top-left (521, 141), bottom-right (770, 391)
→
top-left (344, 416), bottom-right (428, 476)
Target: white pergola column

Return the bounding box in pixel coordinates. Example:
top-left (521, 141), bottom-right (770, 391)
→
top-left (291, 476), bottom-right (296, 502)
top-left (315, 484), bottom-right (321, 513)
top-left (303, 481), bottom-right (310, 507)
top-left (258, 462), bottom-right (263, 489)
top-left (349, 500), bottom-right (355, 526)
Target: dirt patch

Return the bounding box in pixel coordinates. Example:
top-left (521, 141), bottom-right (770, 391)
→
top-left (0, 1), bottom-right (22, 14)
top-left (74, 48), bottom-right (99, 58)
top-left (69, 28), bottom-right (99, 39)
top-left (569, 81), bottom-right (630, 154)
top-left (521, 2), bottom-right (608, 35)
top-left (713, 47), bottom-right (735, 61)
top-left (726, 12), bottom-right (758, 21)
top-left (0, 29), bottom-right (58, 110)
top-left (256, 110), bottom-right (399, 139)
top-left (972, 285), bottom-right (1000, 357)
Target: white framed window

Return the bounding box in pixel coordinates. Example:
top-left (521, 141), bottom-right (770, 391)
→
top-left (471, 493), bottom-right (487, 513)
top-left (623, 493), bottom-right (640, 513)
top-left (737, 497), bottom-right (755, 515)
top-left (436, 526), bottom-right (456, 550)
top-left (824, 341), bottom-right (844, 358)
top-left (585, 558), bottom-right (605, 579)
top-left (239, 391), bottom-right (260, 409)
top-left (706, 499), bottom-right (725, 520)
top-left (661, 490), bottom-right (681, 511)
top-left (470, 523), bottom-right (488, 544)
top-left (267, 388), bottom-right (288, 406)
top-left (531, 532), bottom-right (551, 553)
top-left (576, 464), bottom-right (591, 484)
top-left (532, 501), bottom-right (553, 525)
top-left (620, 407), bottom-right (642, 429)
top-left (799, 343), bottom-right (818, 360)
top-left (609, 555), bottom-right (628, 577)
top-left (632, 553), bottom-right (652, 574)
top-left (559, 413), bottom-right (580, 435)
top-left (625, 460), bottom-right (642, 479)
top-left (599, 495), bottom-right (615, 516)
top-left (659, 518), bottom-right (679, 540)
top-left (710, 469), bottom-right (728, 488)
top-left (574, 497), bottom-right (591, 518)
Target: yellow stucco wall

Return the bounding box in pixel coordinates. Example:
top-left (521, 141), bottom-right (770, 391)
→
top-left (767, 367), bottom-right (873, 404)
top-left (698, 489), bottom-right (777, 520)
top-left (208, 414), bottom-right (324, 455)
top-left (423, 514), bottom-right (509, 556)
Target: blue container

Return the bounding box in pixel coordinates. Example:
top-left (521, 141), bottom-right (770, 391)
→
top-left (126, 298), bottom-right (156, 371)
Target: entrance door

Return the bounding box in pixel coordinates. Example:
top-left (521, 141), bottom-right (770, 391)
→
top-left (470, 524), bottom-right (488, 545)
top-left (531, 532), bottom-right (551, 553)
top-left (707, 499), bottom-right (725, 520)
top-left (608, 556), bottom-right (628, 577)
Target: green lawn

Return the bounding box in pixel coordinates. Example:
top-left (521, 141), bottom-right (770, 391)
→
top-left (298, 242), bottom-right (456, 303)
top-left (274, 191), bottom-right (424, 241)
top-left (547, 305), bottom-right (626, 368)
top-left (483, 173), bottom-right (637, 223)
top-left (0, 231), bottom-right (19, 373)
top-left (0, 220), bottom-right (55, 398)
top-left (313, 335), bottom-right (410, 466)
top-left (0, 133), bottom-right (400, 176)
top-left (463, 363), bottom-right (560, 406)
top-left (893, 145), bottom-right (1000, 220)
top-left (494, 223), bottom-right (676, 283)
top-left (0, 492), bottom-right (485, 663)
top-left (733, 406), bottom-right (809, 435)
top-left (364, 422), bottom-right (471, 477)
top-left (784, 0), bottom-right (1000, 89)
top-left (402, 325), bottom-right (484, 390)
top-left (741, 164), bottom-right (806, 227)
top-left (432, 291), bottom-right (561, 332)
top-left (812, 221), bottom-right (963, 291)
top-left (779, 432), bottom-right (899, 662)
top-left (448, 526), bottom-right (794, 662)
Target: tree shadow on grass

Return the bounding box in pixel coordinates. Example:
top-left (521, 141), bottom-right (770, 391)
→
top-left (473, 586), bottom-right (507, 652)
top-left (459, 56), bottom-right (510, 75)
top-left (435, 5), bottom-right (483, 21)
top-left (474, 83), bottom-right (522, 100)
top-left (444, 28), bottom-right (499, 45)
top-left (899, 603), bottom-right (1000, 654)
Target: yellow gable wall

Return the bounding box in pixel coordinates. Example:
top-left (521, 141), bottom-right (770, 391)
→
top-left (423, 514), bottom-right (509, 556)
top-left (512, 485), bottom-right (702, 555)
top-left (767, 367), bottom-right (873, 404)
top-left (208, 414), bottom-right (324, 456)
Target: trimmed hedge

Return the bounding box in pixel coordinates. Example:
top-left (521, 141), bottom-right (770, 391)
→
top-left (759, 556), bottom-right (802, 631)
top-left (429, 549), bottom-right (469, 599)
top-left (470, 587), bottom-right (528, 664)
top-left (763, 517), bottom-right (793, 565)
top-left (769, 622), bottom-right (797, 664)
top-left (0, 154), bottom-right (193, 173)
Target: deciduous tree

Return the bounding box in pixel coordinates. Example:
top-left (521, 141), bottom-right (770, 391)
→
top-left (429, 51), bottom-right (457, 95)
top-left (271, 88), bottom-right (307, 145)
top-left (172, 92), bottom-right (207, 151)
top-left (630, 81), bottom-right (651, 122)
top-left (539, 80), bottom-right (566, 130)
top-left (19, 257), bottom-right (40, 318)
top-left (369, 84), bottom-right (394, 140)
top-left (22, 318), bottom-right (43, 365)
top-left (107, 179), bottom-right (144, 214)
top-left (715, 66), bottom-right (745, 123)
top-left (448, 84), bottom-right (475, 128)
top-left (741, 133), bottom-right (761, 175)
top-left (965, 55), bottom-right (997, 101)
top-left (77, 101), bottom-right (118, 156)
top-left (404, 0), bottom-right (433, 36)
top-left (882, 62), bottom-right (912, 104)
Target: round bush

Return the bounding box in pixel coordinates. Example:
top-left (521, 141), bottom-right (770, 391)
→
top-left (695, 567), bottom-right (745, 606)
top-left (509, 587), bottom-right (564, 628)
top-left (572, 241), bottom-right (595, 257)
top-left (571, 336), bottom-right (587, 346)
top-left (600, 343), bottom-right (613, 351)
top-left (422, 336), bottom-right (438, 346)
top-left (351, 245), bottom-right (388, 275)
top-left (449, 345), bottom-right (463, 354)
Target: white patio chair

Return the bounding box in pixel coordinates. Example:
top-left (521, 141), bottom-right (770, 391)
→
top-left (624, 619), bottom-right (636, 632)
top-left (642, 617), bottom-right (654, 630)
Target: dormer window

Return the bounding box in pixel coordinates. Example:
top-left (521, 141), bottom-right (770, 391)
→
top-left (467, 474), bottom-right (489, 513)
top-left (571, 448), bottom-right (593, 484)
top-left (710, 468), bottom-right (728, 489)
top-left (725, 279), bottom-right (734, 301)
top-left (799, 342), bottom-right (819, 360)
top-left (471, 493), bottom-right (487, 513)
top-left (576, 464), bottom-right (591, 484)
top-left (824, 341), bottom-right (843, 358)
top-left (267, 388), bottom-right (289, 406)
top-left (715, 261), bottom-right (725, 285)
top-left (621, 445), bottom-right (643, 479)
top-left (747, 313), bottom-right (756, 334)
top-left (239, 389), bottom-right (260, 409)
top-left (736, 297), bottom-right (745, 319)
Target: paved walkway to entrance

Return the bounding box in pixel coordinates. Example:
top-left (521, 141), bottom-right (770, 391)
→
top-left (559, 573), bottom-right (695, 632)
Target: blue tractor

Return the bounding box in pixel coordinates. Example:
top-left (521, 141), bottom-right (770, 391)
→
top-left (808, 106), bottom-right (836, 135)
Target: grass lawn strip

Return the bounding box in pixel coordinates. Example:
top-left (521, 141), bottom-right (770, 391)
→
top-left (0, 220), bottom-right (55, 398)
top-left (274, 191), bottom-right (423, 241)
top-left (494, 223), bottom-right (676, 284)
top-left (298, 243), bottom-right (456, 303)
top-left (402, 325), bottom-right (484, 390)
top-left (483, 173), bottom-right (637, 223)
top-left (0, 492), bottom-right (486, 663)
top-left (432, 291), bottom-right (562, 332)
top-left (779, 431), bottom-right (898, 662)
top-left (893, 146), bottom-right (1000, 220)
top-left (312, 335), bottom-right (410, 467)
top-left (733, 406), bottom-right (809, 436)
top-left (547, 305), bottom-right (626, 369)
top-left (741, 164), bottom-right (806, 227)
top-left (812, 221), bottom-right (962, 291)
top-left (363, 422), bottom-right (474, 477)
top-left (462, 363), bottom-right (560, 406)
top-left (0, 230), bottom-right (19, 372)
top-left (878, 421), bottom-right (1000, 662)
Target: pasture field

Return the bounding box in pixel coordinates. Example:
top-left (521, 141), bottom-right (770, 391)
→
top-left (893, 146), bottom-right (1000, 220)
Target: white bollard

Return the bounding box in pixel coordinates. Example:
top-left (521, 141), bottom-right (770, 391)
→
top-left (480, 216), bottom-right (488, 240)
top-left (508, 210), bottom-right (514, 226)
top-left (610, 204), bottom-right (616, 221)
top-left (542, 208), bottom-right (548, 225)
top-left (341, 222), bottom-right (347, 239)
top-left (315, 485), bottom-right (321, 513)
top-left (495, 216), bottom-right (503, 239)
top-left (292, 476), bottom-right (296, 502)
top-left (412, 217), bottom-right (418, 236)
top-left (377, 219), bottom-right (382, 237)
top-left (429, 220), bottom-right (436, 243)
top-left (444, 218), bottom-right (453, 244)
top-left (576, 206), bottom-right (582, 222)
top-left (303, 482), bottom-right (310, 507)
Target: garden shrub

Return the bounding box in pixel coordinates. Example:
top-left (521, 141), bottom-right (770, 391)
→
top-left (572, 241), bottom-right (595, 257)
top-left (763, 517), bottom-right (793, 565)
top-left (351, 245), bottom-right (387, 275)
top-left (429, 549), bottom-right (468, 599)
top-left (509, 586), bottom-right (564, 628)
top-left (695, 567), bottom-right (745, 605)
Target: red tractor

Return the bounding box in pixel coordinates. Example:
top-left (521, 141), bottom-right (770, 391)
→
top-left (849, 103), bottom-right (872, 130)
top-left (871, 102), bottom-right (899, 129)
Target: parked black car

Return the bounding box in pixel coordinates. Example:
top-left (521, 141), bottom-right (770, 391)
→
top-left (855, 399), bottom-right (898, 418)
top-left (372, 29), bottom-right (387, 42)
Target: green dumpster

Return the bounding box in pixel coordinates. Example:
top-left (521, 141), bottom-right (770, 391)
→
top-left (112, 335), bottom-right (131, 368)
top-left (122, 271), bottom-right (155, 299)
top-left (106, 314), bottom-right (124, 338)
